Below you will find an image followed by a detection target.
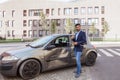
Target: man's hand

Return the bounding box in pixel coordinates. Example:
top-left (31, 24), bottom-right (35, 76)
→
top-left (73, 42), bottom-right (78, 45)
top-left (71, 35), bottom-right (75, 39)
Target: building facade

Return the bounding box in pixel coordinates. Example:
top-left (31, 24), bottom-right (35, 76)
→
top-left (0, 0), bottom-right (120, 40)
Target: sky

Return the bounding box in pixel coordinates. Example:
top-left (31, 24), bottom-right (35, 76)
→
top-left (0, 0), bottom-right (78, 4)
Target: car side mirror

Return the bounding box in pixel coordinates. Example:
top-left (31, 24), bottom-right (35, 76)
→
top-left (26, 44), bottom-right (29, 46)
top-left (46, 45), bottom-right (56, 50)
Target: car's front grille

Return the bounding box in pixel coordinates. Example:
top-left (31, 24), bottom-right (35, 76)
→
top-left (0, 62), bottom-right (13, 70)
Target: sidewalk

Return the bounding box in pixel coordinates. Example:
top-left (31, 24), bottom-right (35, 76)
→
top-left (91, 41), bottom-right (120, 44)
top-left (91, 41), bottom-right (120, 47)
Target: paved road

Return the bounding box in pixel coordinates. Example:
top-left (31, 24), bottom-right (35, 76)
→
top-left (0, 43), bottom-right (120, 80)
top-left (89, 47), bottom-right (120, 80)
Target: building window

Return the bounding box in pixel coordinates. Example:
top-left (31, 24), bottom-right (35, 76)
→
top-left (8, 21), bottom-right (11, 27)
top-left (51, 8), bottom-right (54, 16)
top-left (33, 30), bottom-right (37, 37)
top-left (28, 20), bottom-right (40, 27)
top-left (101, 6), bottom-right (105, 14)
top-left (12, 20), bottom-right (14, 27)
top-left (0, 31), bottom-right (2, 35)
top-left (94, 18), bottom-right (99, 25)
top-left (101, 18), bottom-right (105, 25)
top-left (23, 30), bottom-right (27, 37)
top-left (7, 20), bottom-right (14, 27)
top-left (5, 20), bottom-right (9, 27)
top-left (63, 19), bottom-right (66, 26)
top-left (12, 30), bottom-right (15, 37)
top-left (28, 30), bottom-right (32, 37)
top-left (56, 19), bottom-right (61, 26)
top-left (64, 8), bottom-right (72, 15)
top-left (29, 9), bottom-right (43, 16)
top-left (88, 18), bottom-right (99, 26)
top-left (39, 30), bottom-right (43, 37)
top-left (74, 7), bottom-right (78, 15)
top-left (0, 11), bottom-right (2, 17)
top-left (81, 7), bottom-right (86, 15)
top-left (88, 18), bottom-right (92, 26)
top-left (7, 30), bottom-right (10, 37)
top-left (12, 10), bottom-right (15, 17)
top-left (81, 18), bottom-right (86, 26)
top-left (28, 20), bottom-right (33, 27)
top-left (58, 8), bottom-right (60, 15)
top-left (33, 20), bottom-right (39, 27)
top-left (0, 21), bottom-right (2, 27)
top-left (94, 6), bottom-right (99, 14)
top-left (3, 11), bottom-right (6, 17)
top-left (45, 30), bottom-right (49, 35)
top-left (23, 10), bottom-right (27, 16)
top-left (74, 18), bottom-right (79, 24)
top-left (46, 9), bottom-right (49, 16)
top-left (88, 7), bottom-right (93, 14)
top-left (23, 20), bottom-right (27, 26)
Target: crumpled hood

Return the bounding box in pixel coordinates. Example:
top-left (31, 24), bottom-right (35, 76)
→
top-left (5, 46), bottom-right (41, 58)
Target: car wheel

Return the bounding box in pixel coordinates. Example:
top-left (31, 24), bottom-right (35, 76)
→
top-left (85, 52), bottom-right (97, 66)
top-left (19, 59), bottom-right (41, 79)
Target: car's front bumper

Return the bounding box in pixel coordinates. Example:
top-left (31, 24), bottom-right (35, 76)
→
top-left (0, 60), bottom-right (18, 76)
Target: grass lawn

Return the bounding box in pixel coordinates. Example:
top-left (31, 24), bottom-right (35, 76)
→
top-left (0, 38), bottom-right (120, 43)
top-left (0, 39), bottom-right (22, 43)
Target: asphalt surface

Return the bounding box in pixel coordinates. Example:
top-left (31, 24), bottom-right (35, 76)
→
top-left (0, 42), bottom-right (120, 80)
top-left (89, 47), bottom-right (120, 80)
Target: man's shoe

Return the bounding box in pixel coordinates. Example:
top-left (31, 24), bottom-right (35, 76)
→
top-left (75, 73), bottom-right (80, 78)
top-left (73, 70), bottom-right (82, 73)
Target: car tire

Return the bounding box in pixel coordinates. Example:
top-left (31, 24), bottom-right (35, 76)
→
top-left (85, 52), bottom-right (97, 66)
top-left (19, 59), bottom-right (41, 79)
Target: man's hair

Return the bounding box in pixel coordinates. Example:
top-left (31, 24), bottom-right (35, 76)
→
top-left (75, 23), bottom-right (81, 27)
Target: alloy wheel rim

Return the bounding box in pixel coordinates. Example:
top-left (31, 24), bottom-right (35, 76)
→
top-left (22, 61), bottom-right (40, 78)
top-left (87, 53), bottom-right (96, 65)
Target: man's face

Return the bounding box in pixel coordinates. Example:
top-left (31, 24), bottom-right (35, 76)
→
top-left (75, 25), bottom-right (81, 32)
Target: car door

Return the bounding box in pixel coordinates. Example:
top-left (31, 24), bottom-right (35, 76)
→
top-left (68, 35), bottom-right (76, 65)
top-left (44, 36), bottom-right (72, 70)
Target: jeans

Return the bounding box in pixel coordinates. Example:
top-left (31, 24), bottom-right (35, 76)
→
top-left (74, 49), bottom-right (82, 74)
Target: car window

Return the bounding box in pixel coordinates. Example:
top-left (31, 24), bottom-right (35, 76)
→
top-left (29, 35), bottom-right (54, 47)
top-left (54, 36), bottom-right (69, 47)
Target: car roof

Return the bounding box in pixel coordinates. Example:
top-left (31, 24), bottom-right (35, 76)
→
top-left (51, 34), bottom-right (90, 43)
top-left (52, 34), bottom-right (73, 37)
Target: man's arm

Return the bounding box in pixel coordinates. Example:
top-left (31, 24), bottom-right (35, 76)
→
top-left (77, 32), bottom-right (86, 45)
top-left (71, 35), bottom-right (75, 42)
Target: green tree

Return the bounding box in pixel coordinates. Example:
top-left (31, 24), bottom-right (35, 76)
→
top-left (64, 18), bottom-right (74, 34)
top-left (89, 23), bottom-right (97, 36)
top-left (102, 21), bottom-right (110, 37)
top-left (50, 20), bottom-right (56, 34)
top-left (40, 12), bottom-right (47, 30)
top-left (89, 23), bottom-right (97, 40)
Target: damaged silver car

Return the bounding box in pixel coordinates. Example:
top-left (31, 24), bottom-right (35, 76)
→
top-left (0, 34), bottom-right (97, 79)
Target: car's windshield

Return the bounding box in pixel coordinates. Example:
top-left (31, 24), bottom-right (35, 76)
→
top-left (29, 35), bottom-right (54, 47)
